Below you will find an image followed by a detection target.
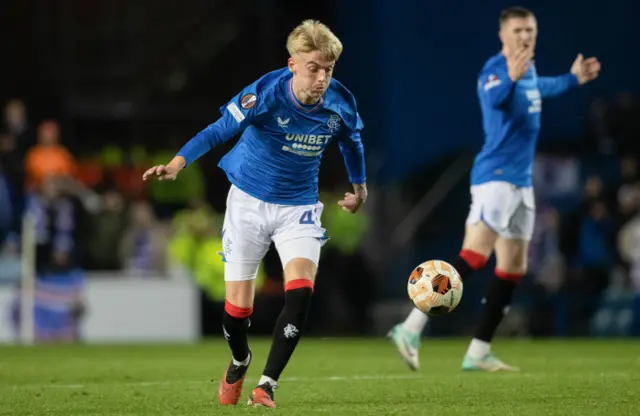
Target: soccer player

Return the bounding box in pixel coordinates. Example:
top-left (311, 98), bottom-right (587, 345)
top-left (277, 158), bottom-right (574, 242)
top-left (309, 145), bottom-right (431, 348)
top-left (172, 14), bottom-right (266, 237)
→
top-left (389, 6), bottom-right (600, 372)
top-left (143, 20), bottom-right (367, 407)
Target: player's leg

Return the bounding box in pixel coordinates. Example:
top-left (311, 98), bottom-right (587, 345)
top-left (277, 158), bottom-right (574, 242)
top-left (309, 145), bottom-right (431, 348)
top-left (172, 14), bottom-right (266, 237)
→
top-left (389, 183), bottom-right (499, 370)
top-left (463, 186), bottom-right (534, 372)
top-left (248, 204), bottom-right (325, 408)
top-left (218, 186), bottom-right (272, 405)
top-left (249, 252), bottom-right (318, 408)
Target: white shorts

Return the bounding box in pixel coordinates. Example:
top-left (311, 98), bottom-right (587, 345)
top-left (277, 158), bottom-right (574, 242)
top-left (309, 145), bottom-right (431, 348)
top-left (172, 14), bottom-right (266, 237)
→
top-left (221, 185), bottom-right (328, 281)
top-left (465, 181), bottom-right (535, 241)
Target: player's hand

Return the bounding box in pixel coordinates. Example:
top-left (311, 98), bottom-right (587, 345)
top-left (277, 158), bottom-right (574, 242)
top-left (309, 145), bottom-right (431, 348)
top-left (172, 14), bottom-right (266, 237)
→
top-left (338, 184), bottom-right (367, 214)
top-left (142, 156), bottom-right (185, 181)
top-left (506, 46), bottom-right (534, 82)
top-left (142, 164), bottom-right (180, 181)
top-left (571, 53), bottom-right (601, 85)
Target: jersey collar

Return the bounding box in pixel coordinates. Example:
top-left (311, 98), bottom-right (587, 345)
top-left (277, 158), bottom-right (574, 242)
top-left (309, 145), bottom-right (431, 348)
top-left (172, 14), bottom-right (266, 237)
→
top-left (287, 78), bottom-right (324, 113)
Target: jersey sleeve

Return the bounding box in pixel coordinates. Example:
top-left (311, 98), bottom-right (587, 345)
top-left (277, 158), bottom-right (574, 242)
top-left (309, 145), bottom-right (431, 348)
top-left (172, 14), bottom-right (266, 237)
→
top-left (176, 82), bottom-right (272, 166)
top-left (537, 73), bottom-right (579, 98)
top-left (478, 64), bottom-right (515, 109)
top-left (337, 107), bottom-right (366, 185)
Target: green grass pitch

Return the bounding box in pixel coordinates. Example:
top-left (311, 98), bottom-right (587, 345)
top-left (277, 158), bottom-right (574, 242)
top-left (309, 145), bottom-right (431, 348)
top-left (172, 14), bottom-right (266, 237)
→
top-left (1, 338), bottom-right (638, 415)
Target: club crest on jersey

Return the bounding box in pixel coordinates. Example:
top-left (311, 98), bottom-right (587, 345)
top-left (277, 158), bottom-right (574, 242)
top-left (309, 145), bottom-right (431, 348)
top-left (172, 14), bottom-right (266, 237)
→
top-left (327, 114), bottom-right (341, 134)
top-left (484, 74), bottom-right (502, 91)
top-left (240, 93), bottom-right (257, 109)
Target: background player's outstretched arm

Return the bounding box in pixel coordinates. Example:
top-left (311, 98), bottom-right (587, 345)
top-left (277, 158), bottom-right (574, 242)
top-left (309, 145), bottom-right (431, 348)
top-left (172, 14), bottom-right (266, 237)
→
top-left (537, 74), bottom-right (579, 98)
top-left (539, 53), bottom-right (601, 98)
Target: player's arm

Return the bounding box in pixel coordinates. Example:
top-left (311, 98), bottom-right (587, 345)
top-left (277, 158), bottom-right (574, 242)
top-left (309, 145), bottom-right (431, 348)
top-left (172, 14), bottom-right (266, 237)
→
top-left (176, 107), bottom-right (248, 165)
top-left (143, 91), bottom-right (264, 181)
top-left (539, 53), bottom-right (601, 98)
top-left (337, 111), bottom-right (367, 214)
top-left (537, 74), bottom-right (579, 98)
top-left (479, 68), bottom-right (516, 108)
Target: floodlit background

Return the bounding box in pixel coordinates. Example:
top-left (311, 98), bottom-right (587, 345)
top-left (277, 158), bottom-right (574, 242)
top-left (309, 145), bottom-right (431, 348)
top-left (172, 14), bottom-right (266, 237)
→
top-left (2, 2), bottom-right (640, 415)
top-left (0, 0), bottom-right (639, 344)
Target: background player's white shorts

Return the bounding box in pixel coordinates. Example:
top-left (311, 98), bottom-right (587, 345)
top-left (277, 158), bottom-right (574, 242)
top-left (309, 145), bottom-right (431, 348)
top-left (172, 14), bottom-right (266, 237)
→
top-left (465, 181), bottom-right (535, 241)
top-left (221, 185), bottom-right (328, 281)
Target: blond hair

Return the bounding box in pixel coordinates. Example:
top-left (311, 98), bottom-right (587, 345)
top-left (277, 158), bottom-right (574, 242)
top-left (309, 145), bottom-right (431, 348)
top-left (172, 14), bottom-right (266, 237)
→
top-left (286, 20), bottom-right (343, 62)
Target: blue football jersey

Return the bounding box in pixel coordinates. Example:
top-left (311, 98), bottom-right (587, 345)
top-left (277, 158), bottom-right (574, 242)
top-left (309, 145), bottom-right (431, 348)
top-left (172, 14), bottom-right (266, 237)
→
top-left (177, 68), bottom-right (365, 205)
top-left (471, 52), bottom-right (579, 187)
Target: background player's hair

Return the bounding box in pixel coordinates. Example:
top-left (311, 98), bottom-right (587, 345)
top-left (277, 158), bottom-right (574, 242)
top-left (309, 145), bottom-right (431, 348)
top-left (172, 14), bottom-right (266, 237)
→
top-left (499, 6), bottom-right (534, 26)
top-left (286, 20), bottom-right (343, 62)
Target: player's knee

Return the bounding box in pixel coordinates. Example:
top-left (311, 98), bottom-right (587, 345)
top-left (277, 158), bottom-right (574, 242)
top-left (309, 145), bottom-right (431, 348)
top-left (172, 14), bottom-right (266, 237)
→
top-left (495, 257), bottom-right (527, 274)
top-left (495, 238), bottom-right (528, 276)
top-left (462, 222), bottom-right (498, 258)
top-left (283, 258), bottom-right (317, 285)
top-left (224, 262), bottom-right (260, 308)
top-left (277, 237), bottom-right (322, 280)
top-left (495, 255), bottom-right (527, 278)
top-left (225, 280), bottom-right (255, 309)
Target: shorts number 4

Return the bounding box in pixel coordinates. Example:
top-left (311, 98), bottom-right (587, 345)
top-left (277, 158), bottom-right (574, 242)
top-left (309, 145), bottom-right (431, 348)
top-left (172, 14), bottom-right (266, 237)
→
top-left (299, 209), bottom-right (315, 225)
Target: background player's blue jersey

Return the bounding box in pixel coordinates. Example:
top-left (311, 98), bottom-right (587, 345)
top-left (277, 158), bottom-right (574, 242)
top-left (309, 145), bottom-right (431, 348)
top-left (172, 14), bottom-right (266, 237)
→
top-left (176, 68), bottom-right (366, 205)
top-left (471, 52), bottom-right (579, 187)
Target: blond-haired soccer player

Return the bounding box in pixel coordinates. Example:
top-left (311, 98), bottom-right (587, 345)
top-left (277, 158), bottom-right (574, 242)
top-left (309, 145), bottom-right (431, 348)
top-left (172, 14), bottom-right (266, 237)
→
top-left (143, 20), bottom-right (367, 408)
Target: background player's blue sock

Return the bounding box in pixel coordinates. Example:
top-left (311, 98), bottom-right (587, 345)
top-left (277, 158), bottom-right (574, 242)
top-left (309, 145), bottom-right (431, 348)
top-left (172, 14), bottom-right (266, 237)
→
top-left (262, 279), bottom-right (314, 383)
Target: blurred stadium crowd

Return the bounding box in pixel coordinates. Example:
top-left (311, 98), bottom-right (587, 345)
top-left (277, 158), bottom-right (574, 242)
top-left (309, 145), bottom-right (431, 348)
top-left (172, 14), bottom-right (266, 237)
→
top-left (0, 97), bottom-right (373, 340)
top-left (1, 89), bottom-right (640, 341)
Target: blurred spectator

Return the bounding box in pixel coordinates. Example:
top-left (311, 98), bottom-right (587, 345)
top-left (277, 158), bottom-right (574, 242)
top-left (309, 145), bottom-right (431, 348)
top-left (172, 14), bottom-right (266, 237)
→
top-left (0, 237), bottom-right (21, 283)
top-left (615, 157), bottom-right (640, 227)
top-left (529, 207), bottom-right (565, 293)
top-left (24, 120), bottom-right (76, 190)
top-left (532, 154), bottom-right (581, 210)
top-left (119, 201), bottom-right (169, 276)
top-left (576, 200), bottom-right (614, 285)
top-left (86, 188), bottom-right (128, 270)
top-left (525, 206), bottom-right (566, 336)
top-left (0, 132), bottom-right (26, 242)
top-left (30, 177), bottom-right (79, 274)
top-left (3, 99), bottom-right (34, 159)
top-left (74, 153), bottom-right (104, 190)
top-left (0, 143), bottom-right (12, 242)
top-left (11, 176), bottom-right (86, 342)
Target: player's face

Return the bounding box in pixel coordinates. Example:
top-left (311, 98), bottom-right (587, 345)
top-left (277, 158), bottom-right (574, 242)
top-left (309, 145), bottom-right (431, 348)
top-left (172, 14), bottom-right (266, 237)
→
top-left (500, 16), bottom-right (537, 55)
top-left (288, 51), bottom-right (335, 102)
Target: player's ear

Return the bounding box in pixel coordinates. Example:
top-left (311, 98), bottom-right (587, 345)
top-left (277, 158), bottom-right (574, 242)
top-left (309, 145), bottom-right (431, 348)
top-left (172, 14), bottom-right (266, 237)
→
top-left (287, 57), bottom-right (296, 73)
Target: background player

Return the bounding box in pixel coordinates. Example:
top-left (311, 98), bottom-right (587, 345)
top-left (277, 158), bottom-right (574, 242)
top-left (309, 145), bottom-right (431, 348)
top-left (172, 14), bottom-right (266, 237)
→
top-left (389, 6), bottom-right (601, 372)
top-left (143, 20), bottom-right (367, 407)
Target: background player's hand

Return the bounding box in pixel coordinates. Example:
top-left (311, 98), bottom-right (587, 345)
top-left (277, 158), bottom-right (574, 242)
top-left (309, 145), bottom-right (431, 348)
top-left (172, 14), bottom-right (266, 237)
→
top-left (506, 46), bottom-right (534, 82)
top-left (338, 184), bottom-right (367, 214)
top-left (571, 53), bottom-right (601, 85)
